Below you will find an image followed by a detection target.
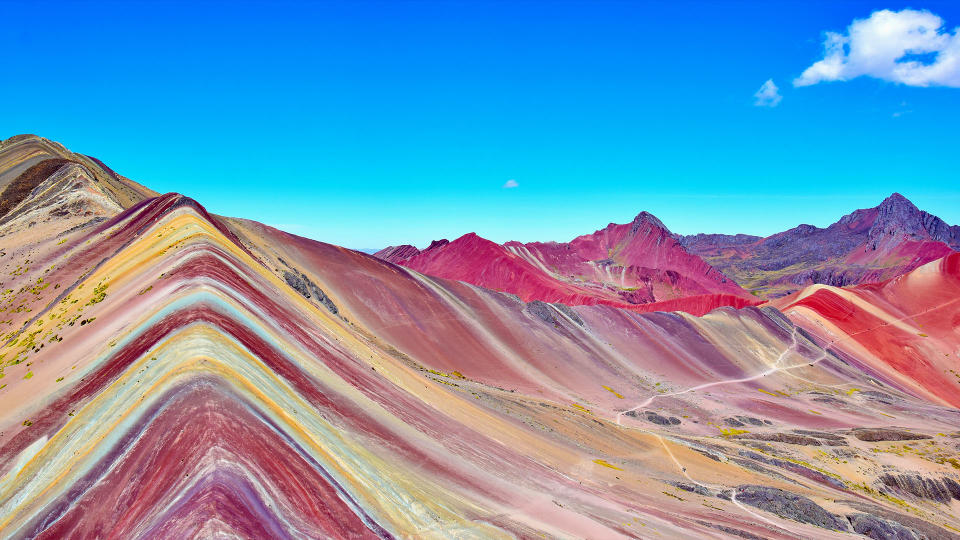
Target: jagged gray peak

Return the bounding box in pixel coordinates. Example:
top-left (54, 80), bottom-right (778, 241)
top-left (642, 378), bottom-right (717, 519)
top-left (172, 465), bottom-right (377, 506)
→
top-left (866, 193), bottom-right (960, 248)
top-left (630, 211), bottom-right (669, 233)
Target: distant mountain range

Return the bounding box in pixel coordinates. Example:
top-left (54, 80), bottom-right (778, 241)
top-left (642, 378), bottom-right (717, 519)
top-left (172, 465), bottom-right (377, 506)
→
top-left (378, 193), bottom-right (959, 304)
top-left (680, 192), bottom-right (960, 297)
top-left (376, 212), bottom-right (758, 316)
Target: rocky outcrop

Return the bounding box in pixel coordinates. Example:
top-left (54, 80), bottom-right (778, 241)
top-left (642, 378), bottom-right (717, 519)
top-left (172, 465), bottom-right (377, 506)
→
top-left (844, 500), bottom-right (957, 540)
top-left (852, 428), bottom-right (932, 442)
top-left (724, 416), bottom-right (770, 427)
top-left (861, 391), bottom-right (899, 404)
top-left (944, 477), bottom-right (960, 500)
top-left (738, 451), bottom-right (845, 490)
top-left (623, 410), bottom-right (681, 426)
top-left (848, 513), bottom-right (926, 540)
top-left (792, 429), bottom-right (848, 444)
top-left (671, 481), bottom-right (711, 496)
top-left (0, 158), bottom-right (73, 219)
top-left (645, 411), bottom-right (681, 425)
top-left (734, 485), bottom-right (848, 531)
top-left (521, 300), bottom-right (584, 328)
top-left (731, 432), bottom-right (825, 446)
top-left (281, 268), bottom-right (341, 318)
top-left (525, 300), bottom-right (559, 325)
top-left (878, 474), bottom-right (954, 503)
top-left (550, 302), bottom-right (584, 327)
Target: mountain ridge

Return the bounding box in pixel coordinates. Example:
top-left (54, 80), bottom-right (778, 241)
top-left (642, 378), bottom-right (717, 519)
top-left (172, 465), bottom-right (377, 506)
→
top-left (375, 210), bottom-right (756, 315)
top-left (377, 191), bottom-right (958, 307)
top-left (678, 192), bottom-right (959, 297)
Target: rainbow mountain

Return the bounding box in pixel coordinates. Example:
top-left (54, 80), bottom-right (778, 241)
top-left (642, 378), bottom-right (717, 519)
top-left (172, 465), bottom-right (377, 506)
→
top-left (1, 135), bottom-right (959, 539)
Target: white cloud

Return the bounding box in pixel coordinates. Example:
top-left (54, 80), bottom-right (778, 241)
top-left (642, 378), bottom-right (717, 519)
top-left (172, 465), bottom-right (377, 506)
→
top-left (502, 179), bottom-right (519, 188)
top-left (892, 99), bottom-right (913, 117)
top-left (753, 79), bottom-right (782, 106)
top-left (795, 9), bottom-right (960, 87)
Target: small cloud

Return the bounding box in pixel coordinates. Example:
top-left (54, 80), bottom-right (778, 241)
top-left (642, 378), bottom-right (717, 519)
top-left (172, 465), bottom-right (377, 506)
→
top-left (795, 9), bottom-right (960, 88)
top-left (753, 79), bottom-right (782, 107)
top-left (892, 100), bottom-right (913, 117)
top-left (502, 179), bottom-right (519, 188)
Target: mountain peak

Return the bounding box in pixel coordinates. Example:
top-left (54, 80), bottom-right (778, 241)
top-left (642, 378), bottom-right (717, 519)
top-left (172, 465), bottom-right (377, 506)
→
top-left (630, 211), bottom-right (668, 233)
top-left (871, 192), bottom-right (925, 241)
top-left (871, 192), bottom-right (960, 248)
top-left (454, 232), bottom-right (483, 243)
top-left (425, 238), bottom-right (450, 251)
top-left (1, 133), bottom-right (42, 147)
top-left (878, 192), bottom-right (917, 211)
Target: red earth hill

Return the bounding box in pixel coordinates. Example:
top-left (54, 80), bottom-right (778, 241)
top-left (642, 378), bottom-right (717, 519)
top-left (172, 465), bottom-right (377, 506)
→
top-left (774, 251), bottom-right (960, 409)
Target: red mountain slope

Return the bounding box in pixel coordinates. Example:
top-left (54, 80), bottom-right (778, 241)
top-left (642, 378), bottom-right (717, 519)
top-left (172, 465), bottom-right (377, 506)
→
top-left (776, 251), bottom-right (960, 408)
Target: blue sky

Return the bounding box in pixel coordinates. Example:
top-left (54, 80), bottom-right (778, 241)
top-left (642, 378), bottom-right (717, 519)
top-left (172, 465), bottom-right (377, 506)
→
top-left (4, 1), bottom-right (960, 248)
